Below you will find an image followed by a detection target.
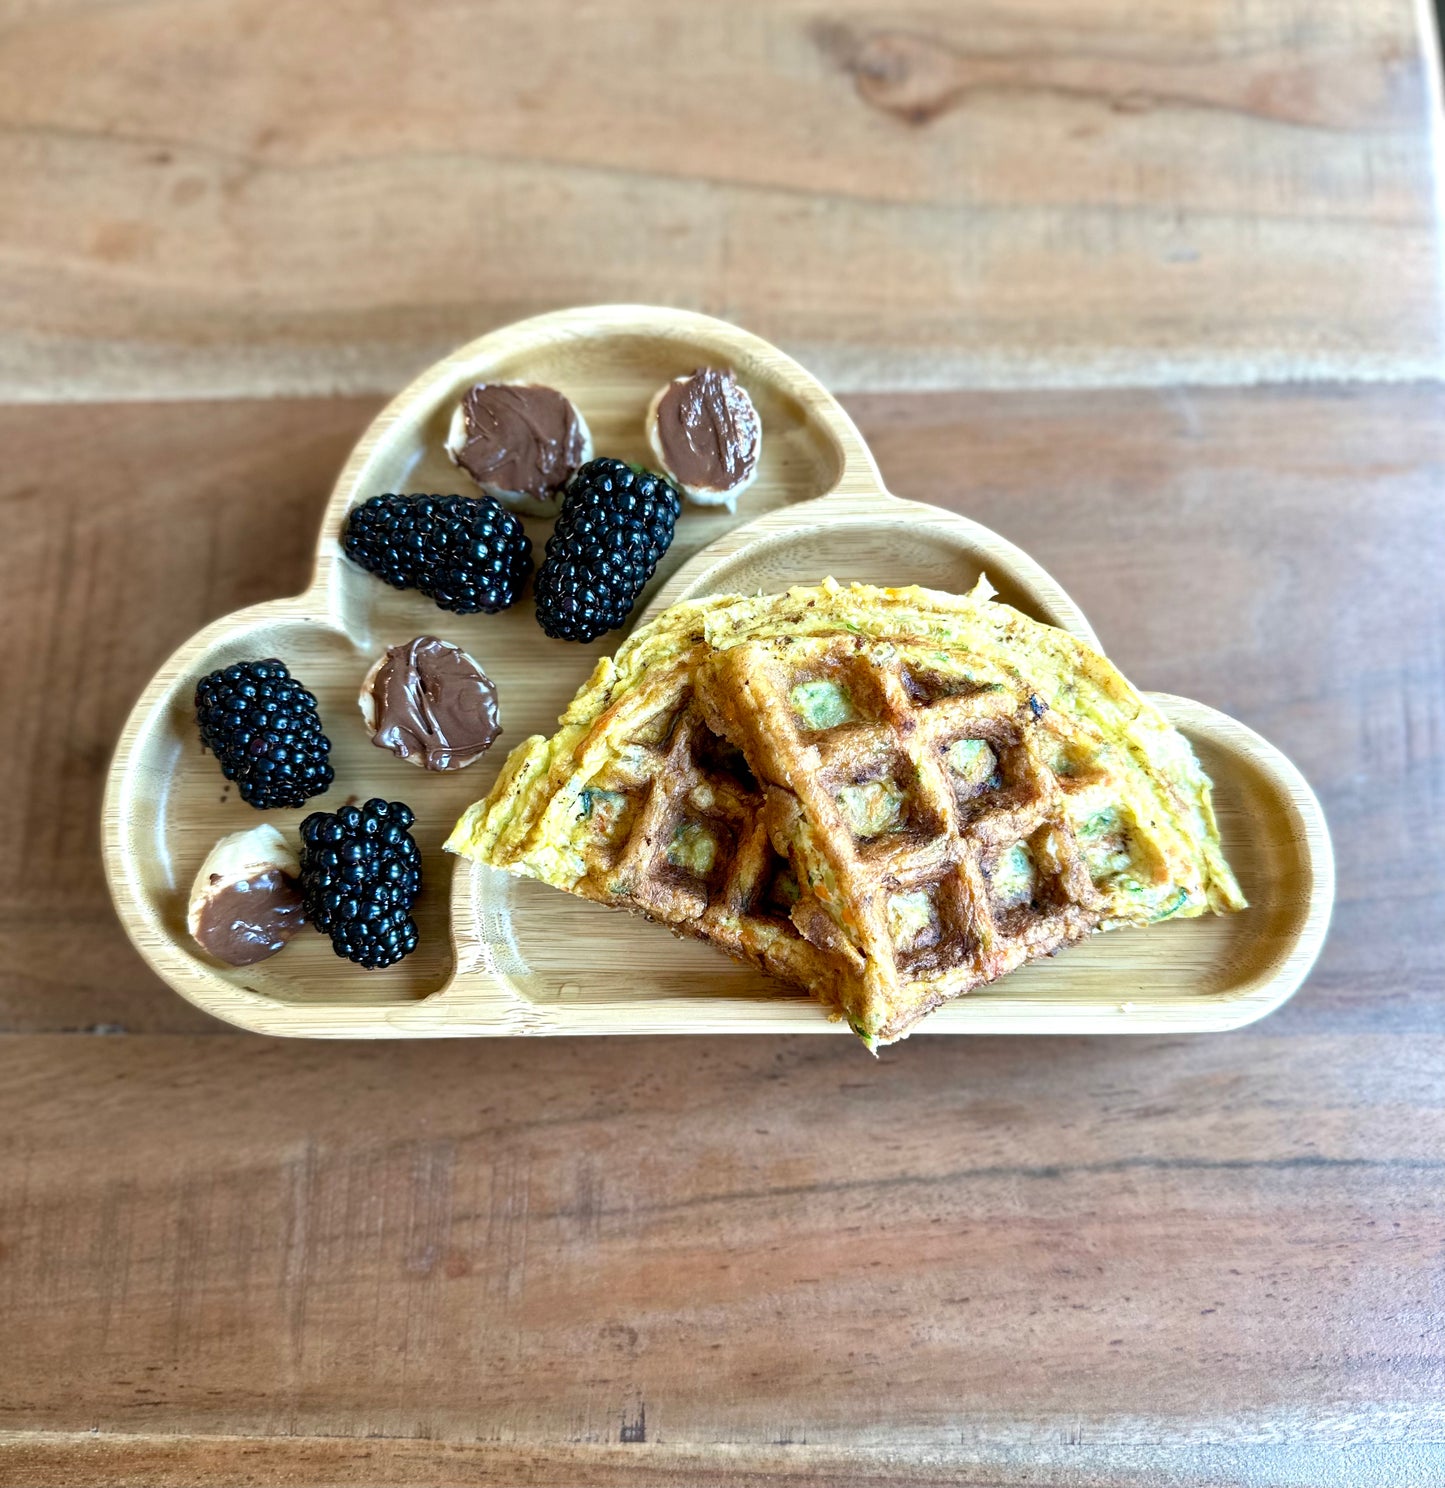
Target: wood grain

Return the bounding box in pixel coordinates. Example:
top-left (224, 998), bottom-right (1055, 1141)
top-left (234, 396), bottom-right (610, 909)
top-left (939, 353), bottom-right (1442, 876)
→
top-left (4, 1435), bottom-right (1441, 1488)
top-left (1, 383), bottom-right (1442, 1480)
top-left (1, 1033), bottom-right (1443, 1482)
top-left (0, 0), bottom-right (1439, 401)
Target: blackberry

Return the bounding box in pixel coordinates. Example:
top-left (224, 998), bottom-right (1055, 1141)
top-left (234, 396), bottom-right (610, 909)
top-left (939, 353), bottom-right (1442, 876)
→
top-left (195, 659), bottom-right (334, 809)
top-left (534, 459), bottom-right (681, 642)
top-left (342, 494), bottom-right (532, 614)
top-left (298, 799), bottom-right (422, 969)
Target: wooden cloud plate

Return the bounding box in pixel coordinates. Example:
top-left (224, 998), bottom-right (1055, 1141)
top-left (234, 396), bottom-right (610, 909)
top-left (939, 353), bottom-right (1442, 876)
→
top-left (104, 307), bottom-right (1333, 1038)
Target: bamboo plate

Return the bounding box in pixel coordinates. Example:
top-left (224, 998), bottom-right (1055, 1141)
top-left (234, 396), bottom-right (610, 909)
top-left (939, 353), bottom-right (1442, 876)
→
top-left (104, 306), bottom-right (1333, 1039)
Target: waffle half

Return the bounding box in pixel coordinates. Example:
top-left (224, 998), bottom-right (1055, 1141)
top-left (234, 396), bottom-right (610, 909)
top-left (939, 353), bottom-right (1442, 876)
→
top-left (447, 580), bottom-right (1245, 1045)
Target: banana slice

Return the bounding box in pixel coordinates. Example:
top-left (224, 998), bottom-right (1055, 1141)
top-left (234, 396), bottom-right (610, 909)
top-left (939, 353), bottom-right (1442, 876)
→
top-left (187, 825), bottom-right (305, 967)
top-left (646, 368), bottom-right (761, 510)
top-left (445, 382), bottom-right (591, 515)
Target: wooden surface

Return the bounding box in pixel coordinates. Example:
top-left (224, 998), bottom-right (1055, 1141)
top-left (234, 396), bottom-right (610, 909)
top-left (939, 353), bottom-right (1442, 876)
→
top-left (4, 0), bottom-right (1444, 1478)
top-left (0, 0), bottom-right (1441, 400)
top-left (2, 383), bottom-right (1442, 1484)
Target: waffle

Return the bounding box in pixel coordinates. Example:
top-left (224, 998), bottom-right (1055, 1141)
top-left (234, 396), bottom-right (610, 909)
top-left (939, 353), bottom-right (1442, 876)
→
top-left (699, 635), bottom-right (1135, 1041)
top-left (448, 579), bottom-right (1245, 1045)
top-left (463, 642), bottom-right (842, 998)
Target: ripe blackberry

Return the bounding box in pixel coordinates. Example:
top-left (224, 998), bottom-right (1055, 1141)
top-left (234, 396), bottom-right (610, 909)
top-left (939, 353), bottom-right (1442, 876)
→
top-left (298, 799), bottom-right (422, 969)
top-left (342, 494), bottom-right (532, 614)
top-left (533, 459), bottom-right (681, 642)
top-left (195, 659), bottom-right (334, 809)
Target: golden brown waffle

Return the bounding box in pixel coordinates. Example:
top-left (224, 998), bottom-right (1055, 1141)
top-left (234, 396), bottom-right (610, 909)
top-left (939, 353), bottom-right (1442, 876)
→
top-left (476, 649), bottom-right (835, 1000)
top-left (610, 696), bottom-right (830, 994)
top-left (698, 636), bottom-right (1123, 1042)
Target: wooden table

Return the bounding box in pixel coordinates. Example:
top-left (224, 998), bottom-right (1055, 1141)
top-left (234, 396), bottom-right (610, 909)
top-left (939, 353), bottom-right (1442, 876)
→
top-left (2, 3), bottom-right (1443, 1484)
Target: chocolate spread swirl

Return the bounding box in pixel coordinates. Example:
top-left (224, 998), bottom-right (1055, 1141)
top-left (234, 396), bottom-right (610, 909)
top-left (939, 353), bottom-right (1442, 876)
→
top-left (451, 383), bottom-right (585, 499)
top-left (655, 368), bottom-right (760, 491)
top-left (369, 636), bottom-right (501, 771)
top-left (194, 871), bottom-right (305, 967)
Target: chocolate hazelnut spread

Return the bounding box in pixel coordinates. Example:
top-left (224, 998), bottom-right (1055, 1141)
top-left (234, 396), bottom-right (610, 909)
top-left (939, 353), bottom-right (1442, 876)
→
top-left (194, 870), bottom-right (304, 967)
top-left (369, 636), bottom-right (501, 771)
top-left (450, 383), bottom-right (585, 500)
top-left (654, 368), bottom-right (760, 491)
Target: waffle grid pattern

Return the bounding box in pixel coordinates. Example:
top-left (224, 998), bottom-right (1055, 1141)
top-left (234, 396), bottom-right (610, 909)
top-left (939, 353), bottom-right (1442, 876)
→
top-left (701, 639), bottom-right (1108, 1034)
